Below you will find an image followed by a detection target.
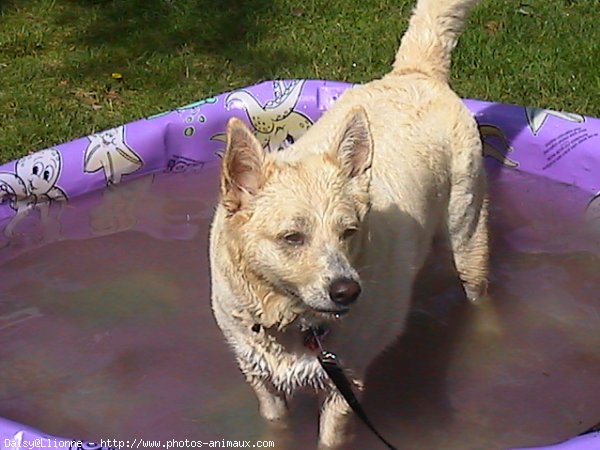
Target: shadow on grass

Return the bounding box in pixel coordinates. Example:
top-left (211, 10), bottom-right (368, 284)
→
top-left (0, 0), bottom-right (18, 14)
top-left (56, 0), bottom-right (304, 82)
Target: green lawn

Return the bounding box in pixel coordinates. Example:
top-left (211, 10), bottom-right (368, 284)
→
top-left (1, 0), bottom-right (598, 163)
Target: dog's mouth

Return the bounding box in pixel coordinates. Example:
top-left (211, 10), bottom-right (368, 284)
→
top-left (312, 307), bottom-right (351, 318)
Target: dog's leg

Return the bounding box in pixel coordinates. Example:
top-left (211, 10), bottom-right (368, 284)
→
top-left (318, 389), bottom-right (356, 449)
top-left (238, 368), bottom-right (291, 447)
top-left (447, 171), bottom-right (489, 302)
top-left (247, 376), bottom-right (289, 422)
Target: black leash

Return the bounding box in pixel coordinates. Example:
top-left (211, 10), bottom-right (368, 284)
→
top-left (310, 326), bottom-right (600, 450)
top-left (313, 330), bottom-right (399, 450)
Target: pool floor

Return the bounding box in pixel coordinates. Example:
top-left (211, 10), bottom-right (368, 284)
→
top-left (1, 168), bottom-right (599, 449)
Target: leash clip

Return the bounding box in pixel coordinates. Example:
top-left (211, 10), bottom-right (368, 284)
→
top-left (310, 328), bottom-right (399, 450)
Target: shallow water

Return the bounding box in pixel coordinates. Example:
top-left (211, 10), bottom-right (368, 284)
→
top-left (1, 166), bottom-right (599, 450)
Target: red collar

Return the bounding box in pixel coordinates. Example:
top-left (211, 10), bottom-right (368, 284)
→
top-left (302, 325), bottom-right (329, 351)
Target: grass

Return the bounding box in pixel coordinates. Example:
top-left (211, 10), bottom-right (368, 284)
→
top-left (0, 0), bottom-right (599, 163)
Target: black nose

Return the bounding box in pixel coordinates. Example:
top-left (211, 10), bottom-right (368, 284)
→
top-left (328, 278), bottom-right (361, 306)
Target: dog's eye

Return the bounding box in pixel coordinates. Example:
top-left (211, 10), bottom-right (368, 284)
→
top-left (342, 228), bottom-right (358, 240)
top-left (282, 232), bottom-right (305, 246)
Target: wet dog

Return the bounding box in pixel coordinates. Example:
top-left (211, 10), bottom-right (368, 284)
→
top-left (209, 0), bottom-right (487, 447)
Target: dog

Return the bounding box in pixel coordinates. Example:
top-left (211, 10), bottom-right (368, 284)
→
top-left (209, 0), bottom-right (488, 447)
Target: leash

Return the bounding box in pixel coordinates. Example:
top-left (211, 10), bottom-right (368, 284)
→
top-left (311, 328), bottom-right (399, 450)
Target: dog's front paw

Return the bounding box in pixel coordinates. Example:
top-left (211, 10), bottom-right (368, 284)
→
top-left (260, 418), bottom-right (292, 450)
top-left (318, 393), bottom-right (355, 449)
top-left (258, 394), bottom-right (288, 422)
top-left (317, 435), bottom-right (352, 450)
top-left (318, 421), bottom-right (355, 449)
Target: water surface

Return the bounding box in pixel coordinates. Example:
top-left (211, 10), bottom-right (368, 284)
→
top-left (1, 168), bottom-right (599, 449)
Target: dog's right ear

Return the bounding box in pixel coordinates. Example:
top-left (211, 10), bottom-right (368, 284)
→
top-left (220, 118), bottom-right (265, 214)
top-left (331, 107), bottom-right (373, 180)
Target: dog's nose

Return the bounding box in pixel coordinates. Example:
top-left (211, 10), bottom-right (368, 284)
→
top-left (328, 278), bottom-right (361, 306)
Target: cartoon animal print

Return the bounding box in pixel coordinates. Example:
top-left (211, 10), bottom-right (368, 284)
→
top-left (84, 125), bottom-right (143, 186)
top-left (165, 155), bottom-right (205, 173)
top-left (525, 107), bottom-right (585, 136)
top-left (0, 149), bottom-right (67, 237)
top-left (212, 80), bottom-right (313, 153)
top-left (479, 124), bottom-right (519, 167)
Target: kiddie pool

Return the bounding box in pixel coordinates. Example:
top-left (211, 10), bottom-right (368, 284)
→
top-left (0, 80), bottom-right (599, 450)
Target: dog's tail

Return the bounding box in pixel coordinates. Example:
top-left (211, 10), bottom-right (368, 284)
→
top-left (392, 0), bottom-right (480, 81)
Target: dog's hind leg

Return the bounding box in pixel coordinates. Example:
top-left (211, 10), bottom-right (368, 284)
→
top-left (446, 169), bottom-right (489, 303)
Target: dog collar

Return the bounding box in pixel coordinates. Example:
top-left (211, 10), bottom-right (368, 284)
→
top-left (302, 325), bottom-right (329, 351)
top-left (251, 323), bottom-right (330, 352)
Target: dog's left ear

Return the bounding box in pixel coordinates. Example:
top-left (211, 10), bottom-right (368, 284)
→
top-left (332, 107), bottom-right (374, 179)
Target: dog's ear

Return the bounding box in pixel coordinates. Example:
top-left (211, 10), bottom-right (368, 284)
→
top-left (333, 107), bottom-right (373, 179)
top-left (221, 118), bottom-right (265, 213)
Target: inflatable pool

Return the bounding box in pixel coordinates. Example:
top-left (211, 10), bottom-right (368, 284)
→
top-left (1, 80), bottom-right (599, 450)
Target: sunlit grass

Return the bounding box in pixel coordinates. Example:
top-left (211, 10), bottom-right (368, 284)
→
top-left (1, 0), bottom-right (598, 162)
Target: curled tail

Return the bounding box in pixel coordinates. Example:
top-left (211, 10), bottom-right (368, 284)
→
top-left (392, 0), bottom-right (480, 81)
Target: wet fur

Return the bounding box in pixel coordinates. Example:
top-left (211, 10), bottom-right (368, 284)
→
top-left (209, 0), bottom-right (488, 447)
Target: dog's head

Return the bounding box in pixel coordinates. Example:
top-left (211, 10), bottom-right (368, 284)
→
top-left (219, 107), bottom-right (373, 321)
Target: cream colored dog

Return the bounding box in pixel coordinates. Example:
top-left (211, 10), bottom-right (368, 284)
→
top-left (209, 0), bottom-right (487, 447)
